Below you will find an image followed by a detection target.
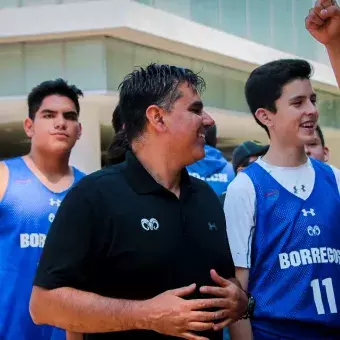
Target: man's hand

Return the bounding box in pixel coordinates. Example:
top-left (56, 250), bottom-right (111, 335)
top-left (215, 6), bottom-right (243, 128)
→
top-left (199, 270), bottom-right (248, 331)
top-left (305, 0), bottom-right (340, 47)
top-left (144, 283), bottom-right (231, 340)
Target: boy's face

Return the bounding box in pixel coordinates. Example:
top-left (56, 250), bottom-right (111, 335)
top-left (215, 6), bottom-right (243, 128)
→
top-left (305, 131), bottom-right (329, 162)
top-left (267, 79), bottom-right (319, 147)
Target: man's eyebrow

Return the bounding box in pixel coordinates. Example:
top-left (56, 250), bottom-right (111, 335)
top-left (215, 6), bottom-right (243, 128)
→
top-left (188, 100), bottom-right (203, 110)
top-left (40, 109), bottom-right (57, 114)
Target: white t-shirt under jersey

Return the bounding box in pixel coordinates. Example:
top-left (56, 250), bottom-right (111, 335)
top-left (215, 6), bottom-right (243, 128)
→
top-left (224, 157), bottom-right (340, 269)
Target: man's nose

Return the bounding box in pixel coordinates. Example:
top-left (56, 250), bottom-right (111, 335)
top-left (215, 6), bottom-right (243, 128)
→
top-left (202, 110), bottom-right (215, 127)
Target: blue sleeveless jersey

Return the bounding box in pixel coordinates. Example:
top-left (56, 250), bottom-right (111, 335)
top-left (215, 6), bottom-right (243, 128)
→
top-left (0, 157), bottom-right (85, 340)
top-left (244, 159), bottom-right (340, 339)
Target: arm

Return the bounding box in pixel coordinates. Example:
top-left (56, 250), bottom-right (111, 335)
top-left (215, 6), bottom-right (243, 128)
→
top-left (305, 0), bottom-right (340, 87)
top-left (222, 174), bottom-right (256, 340)
top-left (30, 286), bottom-right (148, 333)
top-left (326, 42), bottom-right (340, 88)
top-left (0, 162), bottom-right (9, 202)
top-left (228, 268), bottom-right (253, 340)
top-left (66, 332), bottom-right (83, 340)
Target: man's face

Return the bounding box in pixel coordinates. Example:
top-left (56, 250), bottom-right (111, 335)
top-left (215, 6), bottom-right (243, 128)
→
top-left (305, 131), bottom-right (329, 162)
top-left (270, 79), bottom-right (319, 147)
top-left (163, 83), bottom-right (214, 165)
top-left (24, 94), bottom-right (82, 154)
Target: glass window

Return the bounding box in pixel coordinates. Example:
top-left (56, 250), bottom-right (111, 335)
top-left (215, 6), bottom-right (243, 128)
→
top-left (65, 39), bottom-right (106, 91)
top-left (272, 0), bottom-right (294, 53)
top-left (293, 0), bottom-right (318, 61)
top-left (133, 0), bottom-right (154, 5)
top-left (247, 0), bottom-right (272, 46)
top-left (220, 0), bottom-right (247, 38)
top-left (157, 51), bottom-right (193, 69)
top-left (21, 0), bottom-right (58, 5)
top-left (134, 44), bottom-right (161, 68)
top-left (224, 77), bottom-right (249, 113)
top-left (192, 61), bottom-right (225, 109)
top-left (24, 42), bottom-right (63, 92)
top-left (0, 0), bottom-right (19, 8)
top-left (0, 45), bottom-right (25, 96)
top-left (317, 90), bottom-right (340, 129)
top-left (106, 38), bottom-right (134, 91)
top-left (154, 0), bottom-right (191, 20)
top-left (191, 0), bottom-right (220, 30)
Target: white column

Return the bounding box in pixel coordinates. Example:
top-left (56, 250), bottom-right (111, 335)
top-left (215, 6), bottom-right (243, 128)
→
top-left (70, 103), bottom-right (101, 174)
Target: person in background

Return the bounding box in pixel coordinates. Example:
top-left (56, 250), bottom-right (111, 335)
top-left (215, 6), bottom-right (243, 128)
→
top-left (0, 79), bottom-right (85, 340)
top-left (106, 104), bottom-right (128, 165)
top-left (305, 125), bottom-right (329, 162)
top-left (187, 124), bottom-right (235, 196)
top-left (219, 140), bottom-right (268, 205)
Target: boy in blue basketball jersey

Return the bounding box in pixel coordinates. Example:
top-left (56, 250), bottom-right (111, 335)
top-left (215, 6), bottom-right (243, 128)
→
top-left (224, 58), bottom-right (340, 339)
top-left (0, 79), bottom-right (85, 340)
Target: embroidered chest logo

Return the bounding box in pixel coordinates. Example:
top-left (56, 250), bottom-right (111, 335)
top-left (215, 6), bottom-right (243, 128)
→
top-left (293, 185), bottom-right (306, 194)
top-left (141, 218), bottom-right (159, 231)
top-left (50, 198), bottom-right (62, 207)
top-left (208, 222), bottom-right (217, 231)
top-left (307, 225), bottom-right (321, 236)
top-left (302, 208), bottom-right (316, 217)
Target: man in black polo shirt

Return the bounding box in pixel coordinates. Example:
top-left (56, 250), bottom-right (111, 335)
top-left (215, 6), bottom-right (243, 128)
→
top-left (30, 64), bottom-right (252, 340)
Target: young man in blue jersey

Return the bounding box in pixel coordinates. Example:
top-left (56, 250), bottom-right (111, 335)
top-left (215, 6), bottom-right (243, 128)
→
top-left (187, 124), bottom-right (235, 196)
top-left (0, 79), bottom-right (85, 340)
top-left (224, 58), bottom-right (340, 339)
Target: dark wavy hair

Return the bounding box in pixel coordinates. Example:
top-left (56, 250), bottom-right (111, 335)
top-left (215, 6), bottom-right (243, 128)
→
top-left (245, 59), bottom-right (312, 136)
top-left (107, 63), bottom-right (206, 164)
top-left (28, 78), bottom-right (83, 120)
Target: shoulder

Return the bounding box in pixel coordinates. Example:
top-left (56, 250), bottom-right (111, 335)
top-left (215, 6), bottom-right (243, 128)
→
top-left (224, 173), bottom-right (256, 217)
top-left (225, 172), bottom-right (255, 198)
top-left (67, 163), bottom-right (127, 201)
top-left (189, 175), bottom-right (219, 196)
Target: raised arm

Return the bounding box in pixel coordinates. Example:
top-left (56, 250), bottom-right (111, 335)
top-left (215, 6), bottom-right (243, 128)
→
top-left (223, 174), bottom-right (256, 340)
top-left (306, 0), bottom-right (340, 87)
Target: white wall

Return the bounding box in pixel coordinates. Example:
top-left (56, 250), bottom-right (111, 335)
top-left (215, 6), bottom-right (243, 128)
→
top-left (0, 0), bottom-right (337, 93)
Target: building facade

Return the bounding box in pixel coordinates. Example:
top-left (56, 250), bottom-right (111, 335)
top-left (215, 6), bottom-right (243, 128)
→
top-left (1, 0), bottom-right (340, 172)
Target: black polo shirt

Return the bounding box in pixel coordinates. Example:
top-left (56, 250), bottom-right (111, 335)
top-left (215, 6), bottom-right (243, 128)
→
top-left (34, 151), bottom-right (235, 340)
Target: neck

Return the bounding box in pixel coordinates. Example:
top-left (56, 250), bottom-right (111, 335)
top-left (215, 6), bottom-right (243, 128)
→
top-left (132, 142), bottom-right (182, 196)
top-left (262, 139), bottom-right (307, 167)
top-left (27, 148), bottom-right (71, 176)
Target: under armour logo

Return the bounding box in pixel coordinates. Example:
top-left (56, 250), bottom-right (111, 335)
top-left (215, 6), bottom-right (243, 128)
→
top-left (208, 222), bottom-right (217, 231)
top-left (302, 208), bottom-right (316, 216)
top-left (49, 198), bottom-right (61, 207)
top-left (293, 185), bottom-right (306, 194)
top-left (307, 225), bottom-right (321, 236)
top-left (141, 218), bottom-right (159, 231)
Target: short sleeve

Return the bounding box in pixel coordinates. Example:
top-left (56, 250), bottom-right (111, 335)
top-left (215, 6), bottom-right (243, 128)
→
top-left (34, 181), bottom-right (102, 290)
top-left (223, 173), bottom-right (256, 269)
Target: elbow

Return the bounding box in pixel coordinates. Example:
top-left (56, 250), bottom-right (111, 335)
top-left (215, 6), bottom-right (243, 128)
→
top-left (29, 286), bottom-right (48, 325)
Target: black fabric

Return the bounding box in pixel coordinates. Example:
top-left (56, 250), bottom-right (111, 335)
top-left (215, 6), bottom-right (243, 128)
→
top-left (34, 151), bottom-right (235, 340)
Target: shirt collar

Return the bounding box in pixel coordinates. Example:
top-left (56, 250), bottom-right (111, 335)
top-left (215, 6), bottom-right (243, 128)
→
top-left (123, 151), bottom-right (195, 195)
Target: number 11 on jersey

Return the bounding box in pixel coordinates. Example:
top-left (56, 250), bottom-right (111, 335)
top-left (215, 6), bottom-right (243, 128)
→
top-left (311, 278), bottom-right (338, 315)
